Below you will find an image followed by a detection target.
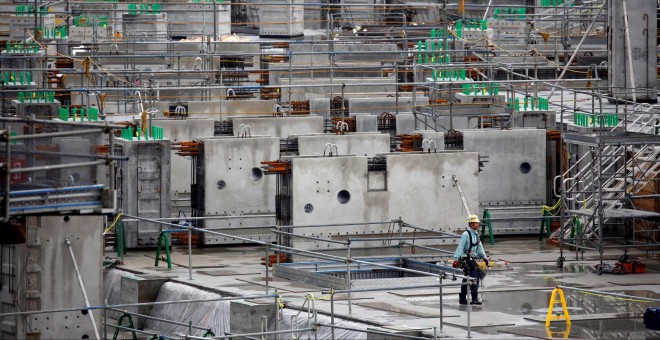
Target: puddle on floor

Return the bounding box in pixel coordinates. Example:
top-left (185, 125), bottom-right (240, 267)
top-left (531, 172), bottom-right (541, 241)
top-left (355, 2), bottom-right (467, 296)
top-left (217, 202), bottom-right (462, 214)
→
top-left (412, 290), bottom-right (659, 317)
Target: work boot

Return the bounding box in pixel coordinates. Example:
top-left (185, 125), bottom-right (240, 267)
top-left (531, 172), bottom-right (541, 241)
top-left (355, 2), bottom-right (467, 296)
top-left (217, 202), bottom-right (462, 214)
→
top-left (459, 295), bottom-right (468, 305)
top-left (470, 300), bottom-right (482, 305)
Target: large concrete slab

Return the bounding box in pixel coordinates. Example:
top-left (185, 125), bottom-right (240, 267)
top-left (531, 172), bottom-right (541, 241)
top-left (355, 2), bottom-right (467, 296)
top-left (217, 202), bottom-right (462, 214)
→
top-left (288, 152), bottom-right (479, 249)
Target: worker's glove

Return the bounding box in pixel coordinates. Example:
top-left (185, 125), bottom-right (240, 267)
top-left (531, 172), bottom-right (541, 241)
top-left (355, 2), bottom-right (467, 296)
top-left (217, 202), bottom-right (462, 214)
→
top-left (452, 260), bottom-right (460, 268)
top-left (483, 258), bottom-right (489, 267)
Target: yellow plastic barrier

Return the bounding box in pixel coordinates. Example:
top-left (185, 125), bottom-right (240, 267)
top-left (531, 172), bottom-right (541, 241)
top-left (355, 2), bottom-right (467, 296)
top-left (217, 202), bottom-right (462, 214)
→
top-left (545, 287), bottom-right (571, 327)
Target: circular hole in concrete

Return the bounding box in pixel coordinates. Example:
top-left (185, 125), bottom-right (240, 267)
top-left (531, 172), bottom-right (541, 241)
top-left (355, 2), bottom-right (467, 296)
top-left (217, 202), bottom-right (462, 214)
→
top-left (216, 180), bottom-right (226, 190)
top-left (250, 167), bottom-right (263, 181)
top-left (520, 162), bottom-right (531, 174)
top-left (304, 203), bottom-right (313, 213)
top-left (337, 190), bottom-right (351, 204)
top-left (81, 309), bottom-right (88, 315)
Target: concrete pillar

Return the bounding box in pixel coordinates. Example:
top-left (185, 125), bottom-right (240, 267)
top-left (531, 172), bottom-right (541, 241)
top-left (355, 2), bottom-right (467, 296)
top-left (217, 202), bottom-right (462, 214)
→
top-left (608, 0), bottom-right (657, 103)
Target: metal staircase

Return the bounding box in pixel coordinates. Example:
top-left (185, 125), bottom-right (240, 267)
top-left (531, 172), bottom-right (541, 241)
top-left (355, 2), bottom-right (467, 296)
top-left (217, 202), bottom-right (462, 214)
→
top-left (553, 103), bottom-right (660, 252)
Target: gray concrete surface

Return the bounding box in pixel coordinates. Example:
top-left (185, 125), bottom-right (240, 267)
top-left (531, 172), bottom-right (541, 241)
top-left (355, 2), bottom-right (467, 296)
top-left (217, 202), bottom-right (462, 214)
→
top-left (107, 237), bottom-right (660, 339)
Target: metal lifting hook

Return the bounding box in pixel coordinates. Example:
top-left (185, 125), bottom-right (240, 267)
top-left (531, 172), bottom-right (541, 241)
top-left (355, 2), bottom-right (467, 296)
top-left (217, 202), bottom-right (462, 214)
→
top-left (422, 139), bottom-right (437, 153)
top-left (323, 143), bottom-right (338, 157)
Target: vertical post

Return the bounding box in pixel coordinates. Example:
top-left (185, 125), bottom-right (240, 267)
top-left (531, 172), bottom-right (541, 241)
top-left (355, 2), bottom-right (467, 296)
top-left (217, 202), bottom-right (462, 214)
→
top-left (188, 224), bottom-right (193, 280)
top-left (330, 286), bottom-right (335, 340)
top-left (466, 279), bottom-right (472, 338)
top-left (346, 239), bottom-right (352, 314)
top-left (265, 243), bottom-right (270, 294)
top-left (398, 218), bottom-right (403, 258)
top-left (449, 82), bottom-right (454, 130)
top-left (104, 298), bottom-right (108, 340)
top-left (288, 49), bottom-right (293, 106)
top-left (438, 272), bottom-right (443, 333)
top-left (274, 289), bottom-right (279, 340)
top-left (3, 127), bottom-right (10, 222)
top-left (108, 127), bottom-right (115, 190)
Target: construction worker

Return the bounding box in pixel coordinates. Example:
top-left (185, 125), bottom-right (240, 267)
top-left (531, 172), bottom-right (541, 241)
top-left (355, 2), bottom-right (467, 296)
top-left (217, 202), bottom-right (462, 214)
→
top-left (453, 214), bottom-right (489, 305)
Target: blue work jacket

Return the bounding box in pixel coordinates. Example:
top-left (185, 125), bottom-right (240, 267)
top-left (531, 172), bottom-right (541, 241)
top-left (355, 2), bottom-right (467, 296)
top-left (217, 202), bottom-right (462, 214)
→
top-left (452, 228), bottom-right (486, 260)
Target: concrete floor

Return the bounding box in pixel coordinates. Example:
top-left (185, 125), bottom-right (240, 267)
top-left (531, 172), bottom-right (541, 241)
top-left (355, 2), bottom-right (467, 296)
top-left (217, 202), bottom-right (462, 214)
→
top-left (109, 237), bottom-right (660, 339)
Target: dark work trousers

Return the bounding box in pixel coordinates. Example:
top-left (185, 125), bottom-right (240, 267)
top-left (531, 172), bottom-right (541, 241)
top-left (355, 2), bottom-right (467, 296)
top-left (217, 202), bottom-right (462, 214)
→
top-left (459, 260), bottom-right (480, 302)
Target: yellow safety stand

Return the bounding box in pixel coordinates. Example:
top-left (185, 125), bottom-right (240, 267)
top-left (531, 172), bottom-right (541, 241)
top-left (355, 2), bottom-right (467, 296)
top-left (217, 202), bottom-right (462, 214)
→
top-left (545, 323), bottom-right (571, 339)
top-left (545, 287), bottom-right (571, 327)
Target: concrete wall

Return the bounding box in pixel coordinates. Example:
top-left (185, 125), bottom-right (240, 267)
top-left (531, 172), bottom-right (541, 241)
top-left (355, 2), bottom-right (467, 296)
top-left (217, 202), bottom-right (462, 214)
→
top-left (231, 116), bottom-right (324, 138)
top-left (155, 118), bottom-right (215, 215)
top-left (296, 133), bottom-right (390, 157)
top-left (278, 77), bottom-right (397, 101)
top-left (289, 152), bottom-right (479, 249)
top-left (187, 100), bottom-right (278, 121)
top-left (462, 129), bottom-right (547, 233)
top-left (0, 216), bottom-right (103, 339)
top-left (198, 137), bottom-right (279, 244)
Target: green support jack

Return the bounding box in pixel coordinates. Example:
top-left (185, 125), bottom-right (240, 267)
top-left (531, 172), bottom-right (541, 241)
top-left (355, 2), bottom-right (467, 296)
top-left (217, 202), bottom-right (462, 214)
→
top-left (112, 313), bottom-right (138, 340)
top-left (481, 209), bottom-right (495, 246)
top-left (539, 209), bottom-right (552, 241)
top-left (155, 232), bottom-right (172, 269)
top-left (569, 216), bottom-right (582, 251)
top-left (203, 329), bottom-right (216, 337)
top-left (116, 222), bottom-right (127, 258)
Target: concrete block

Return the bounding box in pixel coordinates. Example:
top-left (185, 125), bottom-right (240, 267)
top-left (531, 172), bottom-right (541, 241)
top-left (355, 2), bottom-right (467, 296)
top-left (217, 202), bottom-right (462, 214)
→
top-left (120, 276), bottom-right (168, 329)
top-left (297, 133), bottom-right (390, 157)
top-left (230, 300), bottom-right (276, 335)
top-left (455, 93), bottom-right (506, 104)
top-left (356, 115), bottom-right (378, 132)
top-left (197, 136), bottom-right (279, 244)
top-left (231, 116), bottom-right (324, 138)
top-left (418, 130), bottom-right (445, 151)
top-left (512, 110), bottom-right (557, 129)
top-left (395, 114), bottom-right (415, 135)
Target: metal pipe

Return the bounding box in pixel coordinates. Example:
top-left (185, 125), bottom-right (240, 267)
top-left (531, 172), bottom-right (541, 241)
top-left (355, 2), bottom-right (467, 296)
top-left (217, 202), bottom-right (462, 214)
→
top-left (107, 308), bottom-right (208, 330)
top-left (7, 148), bottom-right (127, 161)
top-left (0, 116), bottom-right (126, 129)
top-left (400, 242), bottom-right (455, 255)
top-left (9, 160), bottom-right (105, 174)
top-left (321, 282), bottom-right (468, 295)
top-left (0, 294), bottom-right (278, 318)
top-left (346, 240), bottom-right (352, 313)
top-left (556, 285), bottom-right (660, 303)
top-left (348, 236), bottom-right (460, 241)
top-left (65, 238), bottom-right (100, 340)
top-left (188, 223), bottom-right (193, 281)
top-left (10, 128), bottom-right (108, 141)
top-left (271, 230), bottom-right (348, 245)
top-left (121, 214), bottom-right (275, 222)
